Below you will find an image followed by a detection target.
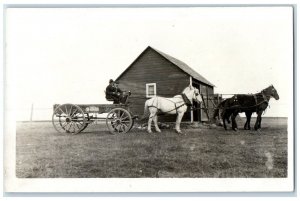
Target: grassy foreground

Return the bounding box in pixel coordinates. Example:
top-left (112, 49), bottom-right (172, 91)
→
top-left (16, 117), bottom-right (288, 178)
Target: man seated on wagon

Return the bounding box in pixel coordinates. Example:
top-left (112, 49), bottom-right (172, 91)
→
top-left (105, 79), bottom-right (131, 104)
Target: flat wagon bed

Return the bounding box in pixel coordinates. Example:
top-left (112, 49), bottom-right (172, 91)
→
top-left (52, 103), bottom-right (137, 135)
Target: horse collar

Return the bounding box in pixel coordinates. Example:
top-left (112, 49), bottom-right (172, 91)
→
top-left (181, 93), bottom-right (192, 106)
top-left (261, 91), bottom-right (268, 102)
top-left (253, 94), bottom-right (258, 104)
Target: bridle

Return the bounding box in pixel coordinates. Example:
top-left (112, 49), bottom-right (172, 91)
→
top-left (261, 86), bottom-right (278, 100)
top-left (192, 89), bottom-right (201, 103)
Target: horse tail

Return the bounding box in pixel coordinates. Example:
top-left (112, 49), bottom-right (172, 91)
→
top-left (140, 100), bottom-right (150, 121)
top-left (213, 107), bottom-right (219, 120)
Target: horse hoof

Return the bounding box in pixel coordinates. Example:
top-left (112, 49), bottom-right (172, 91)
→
top-left (233, 128), bottom-right (238, 131)
top-left (156, 130), bottom-right (162, 133)
top-left (147, 130), bottom-right (152, 134)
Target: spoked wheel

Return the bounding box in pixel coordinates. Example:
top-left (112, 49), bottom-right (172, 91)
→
top-left (106, 108), bottom-right (133, 134)
top-left (52, 103), bottom-right (86, 134)
top-left (130, 119), bottom-right (135, 131)
top-left (80, 122), bottom-right (89, 132)
top-left (80, 114), bottom-right (90, 132)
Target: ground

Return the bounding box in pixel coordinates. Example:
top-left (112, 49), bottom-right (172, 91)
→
top-left (16, 117), bottom-right (288, 178)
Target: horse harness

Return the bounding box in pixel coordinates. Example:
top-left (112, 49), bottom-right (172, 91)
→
top-left (253, 92), bottom-right (269, 105)
top-left (228, 92), bottom-right (270, 111)
top-left (147, 93), bottom-right (192, 115)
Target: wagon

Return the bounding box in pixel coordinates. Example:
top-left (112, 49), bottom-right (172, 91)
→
top-left (52, 103), bottom-right (137, 135)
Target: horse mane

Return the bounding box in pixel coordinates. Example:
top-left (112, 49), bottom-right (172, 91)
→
top-left (182, 86), bottom-right (192, 94)
top-left (168, 86), bottom-right (192, 98)
top-left (261, 85), bottom-right (274, 93)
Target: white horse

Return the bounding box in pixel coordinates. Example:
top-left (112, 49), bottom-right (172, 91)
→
top-left (143, 85), bottom-right (203, 134)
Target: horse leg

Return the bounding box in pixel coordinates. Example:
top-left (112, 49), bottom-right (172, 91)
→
top-left (227, 116), bottom-right (231, 124)
top-left (247, 112), bottom-right (252, 130)
top-left (218, 109), bottom-right (223, 126)
top-left (175, 112), bottom-right (185, 134)
top-left (147, 108), bottom-right (156, 133)
top-left (254, 111), bottom-right (263, 131)
top-left (223, 116), bottom-right (227, 130)
top-left (258, 117), bottom-right (262, 129)
top-left (147, 116), bottom-right (153, 133)
top-left (222, 111), bottom-right (228, 130)
top-left (213, 109), bottom-right (219, 121)
top-left (231, 111), bottom-right (239, 131)
top-left (153, 115), bottom-right (161, 133)
top-left (243, 114), bottom-right (248, 130)
top-left (244, 111), bottom-right (251, 130)
top-left (227, 113), bottom-right (231, 124)
top-left (258, 111), bottom-right (263, 129)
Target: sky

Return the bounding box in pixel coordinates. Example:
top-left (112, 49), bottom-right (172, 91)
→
top-left (5, 7), bottom-right (293, 120)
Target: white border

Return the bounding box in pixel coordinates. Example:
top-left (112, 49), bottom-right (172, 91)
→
top-left (2, 1), bottom-right (296, 194)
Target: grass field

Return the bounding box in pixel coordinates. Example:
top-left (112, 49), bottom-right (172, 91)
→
top-left (16, 117), bottom-right (288, 178)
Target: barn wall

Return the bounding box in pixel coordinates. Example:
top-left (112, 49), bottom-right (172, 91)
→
top-left (117, 48), bottom-right (190, 122)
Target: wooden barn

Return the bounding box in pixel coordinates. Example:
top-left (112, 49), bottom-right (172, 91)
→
top-left (115, 46), bottom-right (215, 122)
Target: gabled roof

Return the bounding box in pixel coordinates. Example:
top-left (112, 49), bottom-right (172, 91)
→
top-left (151, 47), bottom-right (214, 87)
top-left (116, 46), bottom-right (214, 87)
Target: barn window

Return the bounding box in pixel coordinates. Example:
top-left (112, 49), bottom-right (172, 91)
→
top-left (146, 83), bottom-right (156, 98)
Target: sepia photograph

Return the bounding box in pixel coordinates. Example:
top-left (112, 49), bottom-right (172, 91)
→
top-left (3, 4), bottom-right (294, 192)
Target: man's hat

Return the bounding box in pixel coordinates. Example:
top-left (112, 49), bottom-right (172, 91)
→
top-left (109, 79), bottom-right (114, 83)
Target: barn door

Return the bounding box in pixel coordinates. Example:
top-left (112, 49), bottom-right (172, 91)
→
top-left (200, 85), bottom-right (209, 121)
top-left (192, 83), bottom-right (201, 121)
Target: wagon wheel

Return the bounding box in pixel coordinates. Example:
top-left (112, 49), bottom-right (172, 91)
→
top-left (130, 119), bottom-right (135, 131)
top-left (79, 114), bottom-right (90, 132)
top-left (106, 108), bottom-right (133, 134)
top-left (52, 103), bottom-right (86, 134)
top-left (80, 122), bottom-right (89, 132)
top-left (128, 111), bottom-right (135, 131)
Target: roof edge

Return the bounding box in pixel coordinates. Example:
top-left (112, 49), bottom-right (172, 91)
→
top-left (150, 47), bottom-right (215, 87)
top-left (116, 46), bottom-right (215, 87)
top-left (115, 46), bottom-right (152, 81)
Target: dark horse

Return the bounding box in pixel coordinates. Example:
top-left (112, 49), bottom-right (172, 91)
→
top-left (213, 99), bottom-right (231, 126)
top-left (214, 85), bottom-right (279, 131)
